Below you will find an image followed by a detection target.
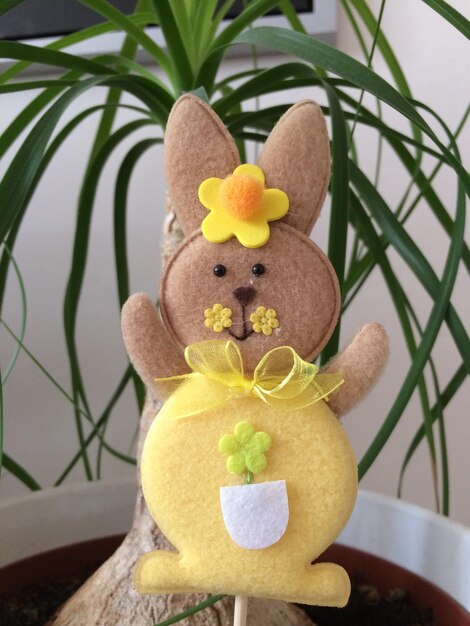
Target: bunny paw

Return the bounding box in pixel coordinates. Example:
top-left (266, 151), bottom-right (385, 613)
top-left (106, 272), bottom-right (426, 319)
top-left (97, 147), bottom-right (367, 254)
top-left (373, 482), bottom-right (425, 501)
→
top-left (135, 550), bottom-right (189, 595)
top-left (300, 562), bottom-right (351, 607)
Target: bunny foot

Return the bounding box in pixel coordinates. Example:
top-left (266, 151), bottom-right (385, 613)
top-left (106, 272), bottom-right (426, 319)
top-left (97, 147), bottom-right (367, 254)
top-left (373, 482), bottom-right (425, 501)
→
top-left (233, 560), bottom-right (350, 606)
top-left (295, 562), bottom-right (351, 607)
top-left (135, 551), bottom-right (350, 606)
top-left (135, 550), bottom-right (190, 595)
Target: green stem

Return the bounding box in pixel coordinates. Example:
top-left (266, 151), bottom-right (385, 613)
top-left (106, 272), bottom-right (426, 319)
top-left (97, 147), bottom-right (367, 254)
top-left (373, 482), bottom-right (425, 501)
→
top-left (154, 595), bottom-right (226, 626)
top-left (348, 0), bottom-right (387, 143)
top-left (2, 453), bottom-right (41, 491)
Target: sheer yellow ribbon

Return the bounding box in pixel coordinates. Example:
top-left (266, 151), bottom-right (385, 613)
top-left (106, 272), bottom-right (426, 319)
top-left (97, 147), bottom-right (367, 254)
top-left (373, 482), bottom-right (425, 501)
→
top-left (154, 340), bottom-right (344, 420)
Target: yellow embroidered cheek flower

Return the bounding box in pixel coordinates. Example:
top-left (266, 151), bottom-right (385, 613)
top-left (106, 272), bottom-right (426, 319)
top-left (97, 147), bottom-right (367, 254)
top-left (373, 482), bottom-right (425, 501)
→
top-left (198, 164), bottom-right (289, 249)
top-left (249, 306), bottom-right (280, 336)
top-left (204, 304), bottom-right (232, 333)
top-left (218, 421), bottom-right (272, 480)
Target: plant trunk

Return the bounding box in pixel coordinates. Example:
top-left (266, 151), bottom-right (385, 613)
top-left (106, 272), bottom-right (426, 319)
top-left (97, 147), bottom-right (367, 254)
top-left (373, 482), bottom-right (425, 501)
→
top-left (48, 206), bottom-right (313, 625)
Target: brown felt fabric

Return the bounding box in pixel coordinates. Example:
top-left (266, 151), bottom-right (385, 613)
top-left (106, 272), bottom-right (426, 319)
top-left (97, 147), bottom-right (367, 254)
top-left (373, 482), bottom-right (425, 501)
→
top-left (159, 223), bottom-right (340, 374)
top-left (164, 94), bottom-right (240, 236)
top-left (123, 98), bottom-right (389, 416)
top-left (321, 323), bottom-right (389, 416)
top-left (258, 100), bottom-right (330, 235)
top-left (121, 293), bottom-right (188, 388)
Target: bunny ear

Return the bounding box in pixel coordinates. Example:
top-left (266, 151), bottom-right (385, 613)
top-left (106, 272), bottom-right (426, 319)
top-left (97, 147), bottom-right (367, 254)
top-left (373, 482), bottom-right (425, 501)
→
top-left (257, 100), bottom-right (330, 235)
top-left (164, 94), bottom-right (240, 236)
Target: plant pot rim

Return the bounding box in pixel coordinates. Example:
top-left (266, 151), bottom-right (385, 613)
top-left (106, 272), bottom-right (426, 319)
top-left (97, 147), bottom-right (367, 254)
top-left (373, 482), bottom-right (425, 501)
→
top-left (1, 479), bottom-right (469, 611)
top-left (338, 489), bottom-right (470, 611)
top-left (0, 477), bottom-right (136, 568)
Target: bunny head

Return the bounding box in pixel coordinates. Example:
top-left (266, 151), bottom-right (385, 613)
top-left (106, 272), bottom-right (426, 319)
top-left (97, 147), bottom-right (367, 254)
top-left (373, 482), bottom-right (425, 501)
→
top-left (160, 95), bottom-right (339, 373)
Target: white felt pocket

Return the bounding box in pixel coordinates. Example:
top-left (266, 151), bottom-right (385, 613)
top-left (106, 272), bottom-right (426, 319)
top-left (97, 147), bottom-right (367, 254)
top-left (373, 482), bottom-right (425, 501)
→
top-left (220, 480), bottom-right (289, 549)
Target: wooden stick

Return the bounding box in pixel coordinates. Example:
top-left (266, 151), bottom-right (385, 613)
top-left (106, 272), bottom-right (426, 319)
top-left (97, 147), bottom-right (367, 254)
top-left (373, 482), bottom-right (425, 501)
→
top-left (233, 595), bottom-right (248, 626)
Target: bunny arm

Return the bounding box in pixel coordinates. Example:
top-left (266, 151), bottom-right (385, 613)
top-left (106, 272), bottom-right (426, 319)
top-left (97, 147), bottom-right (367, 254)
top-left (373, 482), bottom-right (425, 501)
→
top-left (122, 293), bottom-right (188, 388)
top-left (321, 322), bottom-right (389, 417)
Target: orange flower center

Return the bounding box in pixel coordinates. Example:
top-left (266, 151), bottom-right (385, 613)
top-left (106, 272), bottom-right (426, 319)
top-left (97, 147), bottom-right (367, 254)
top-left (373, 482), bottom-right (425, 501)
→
top-left (217, 174), bottom-right (264, 220)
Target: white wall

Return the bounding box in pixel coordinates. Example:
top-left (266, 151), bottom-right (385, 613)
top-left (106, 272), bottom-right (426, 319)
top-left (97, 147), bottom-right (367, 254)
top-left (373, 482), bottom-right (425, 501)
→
top-left (1, 1), bottom-right (468, 524)
top-left (335, 0), bottom-right (469, 524)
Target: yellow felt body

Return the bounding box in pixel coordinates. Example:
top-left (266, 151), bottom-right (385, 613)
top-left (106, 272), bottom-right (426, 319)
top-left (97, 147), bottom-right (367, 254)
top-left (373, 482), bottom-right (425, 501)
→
top-left (138, 379), bottom-right (358, 607)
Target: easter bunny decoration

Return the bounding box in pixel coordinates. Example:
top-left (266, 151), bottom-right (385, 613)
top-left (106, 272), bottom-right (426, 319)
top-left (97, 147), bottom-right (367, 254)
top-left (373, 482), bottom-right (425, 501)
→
top-left (122, 95), bottom-right (388, 608)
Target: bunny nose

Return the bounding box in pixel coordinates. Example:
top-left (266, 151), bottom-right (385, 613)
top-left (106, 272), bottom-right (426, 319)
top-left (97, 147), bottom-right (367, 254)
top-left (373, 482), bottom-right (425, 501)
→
top-left (233, 286), bottom-right (256, 306)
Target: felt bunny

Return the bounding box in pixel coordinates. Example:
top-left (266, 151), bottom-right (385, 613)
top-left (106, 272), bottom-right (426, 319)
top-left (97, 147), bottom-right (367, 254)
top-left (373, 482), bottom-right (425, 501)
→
top-left (122, 95), bottom-right (388, 607)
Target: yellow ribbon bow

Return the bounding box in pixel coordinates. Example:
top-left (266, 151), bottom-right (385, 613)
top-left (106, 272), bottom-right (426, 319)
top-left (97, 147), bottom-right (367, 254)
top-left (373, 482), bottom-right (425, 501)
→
top-left (154, 340), bottom-right (343, 420)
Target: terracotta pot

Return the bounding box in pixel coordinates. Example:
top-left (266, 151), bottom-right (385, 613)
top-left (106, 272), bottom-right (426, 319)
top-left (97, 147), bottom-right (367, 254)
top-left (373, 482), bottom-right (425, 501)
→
top-left (1, 480), bottom-right (469, 622)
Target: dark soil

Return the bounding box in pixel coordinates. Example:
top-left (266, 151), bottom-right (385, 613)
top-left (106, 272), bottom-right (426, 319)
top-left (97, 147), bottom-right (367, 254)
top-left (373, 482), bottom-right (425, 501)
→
top-left (300, 581), bottom-right (436, 626)
top-left (0, 569), bottom-right (436, 626)
top-left (0, 565), bottom-right (95, 626)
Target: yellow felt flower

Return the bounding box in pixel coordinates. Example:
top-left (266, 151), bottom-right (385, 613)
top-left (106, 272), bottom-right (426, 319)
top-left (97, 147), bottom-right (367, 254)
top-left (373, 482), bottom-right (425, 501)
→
top-left (249, 306), bottom-right (280, 336)
top-left (204, 304), bottom-right (232, 333)
top-left (198, 164), bottom-right (289, 249)
top-left (218, 421), bottom-right (272, 476)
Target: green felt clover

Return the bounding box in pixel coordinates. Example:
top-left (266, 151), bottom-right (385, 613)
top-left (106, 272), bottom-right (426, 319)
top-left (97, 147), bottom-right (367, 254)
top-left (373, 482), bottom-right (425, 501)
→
top-left (218, 421), bottom-right (272, 478)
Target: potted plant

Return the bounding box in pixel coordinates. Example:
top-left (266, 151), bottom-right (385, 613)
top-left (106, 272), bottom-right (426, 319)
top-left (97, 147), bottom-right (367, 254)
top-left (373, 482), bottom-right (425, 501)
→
top-left (0, 1), bottom-right (468, 624)
top-left (2, 480), bottom-right (469, 624)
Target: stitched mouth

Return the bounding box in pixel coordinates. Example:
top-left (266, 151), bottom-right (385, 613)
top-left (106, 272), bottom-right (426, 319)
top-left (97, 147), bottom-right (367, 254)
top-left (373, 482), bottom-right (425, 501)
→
top-left (228, 303), bottom-right (254, 342)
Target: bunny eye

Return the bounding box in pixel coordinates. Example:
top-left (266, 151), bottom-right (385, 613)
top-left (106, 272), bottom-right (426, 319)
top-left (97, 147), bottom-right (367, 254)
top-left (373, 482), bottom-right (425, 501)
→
top-left (251, 263), bottom-right (265, 276)
top-left (213, 264), bottom-right (227, 277)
